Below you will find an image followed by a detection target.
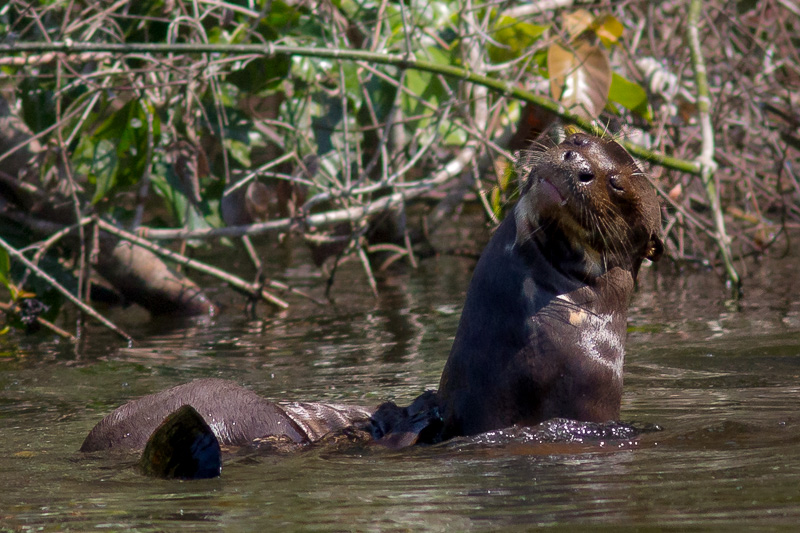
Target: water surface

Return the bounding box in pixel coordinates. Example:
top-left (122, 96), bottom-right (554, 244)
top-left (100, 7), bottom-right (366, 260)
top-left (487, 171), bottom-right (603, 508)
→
top-left (2, 233), bottom-right (800, 530)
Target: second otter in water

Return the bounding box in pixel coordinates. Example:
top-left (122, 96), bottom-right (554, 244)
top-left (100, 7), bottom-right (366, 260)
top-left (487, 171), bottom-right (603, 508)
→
top-left (80, 133), bottom-right (663, 475)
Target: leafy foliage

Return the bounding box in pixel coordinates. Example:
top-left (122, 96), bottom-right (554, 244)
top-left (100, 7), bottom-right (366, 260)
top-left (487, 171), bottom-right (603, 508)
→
top-left (74, 99), bottom-right (160, 205)
top-left (3, 0), bottom-right (795, 331)
top-left (0, 248), bottom-right (9, 291)
top-left (1, 0), bottom-right (655, 239)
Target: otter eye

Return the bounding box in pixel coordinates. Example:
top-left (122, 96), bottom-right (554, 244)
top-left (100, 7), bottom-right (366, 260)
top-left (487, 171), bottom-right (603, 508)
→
top-left (608, 174), bottom-right (624, 192)
top-left (566, 134), bottom-right (590, 147)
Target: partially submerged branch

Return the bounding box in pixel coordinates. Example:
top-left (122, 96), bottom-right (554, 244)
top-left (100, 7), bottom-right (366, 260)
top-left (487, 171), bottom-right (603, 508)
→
top-left (1, 0), bottom-right (797, 337)
top-left (687, 0), bottom-right (740, 290)
top-left (96, 220), bottom-right (291, 309)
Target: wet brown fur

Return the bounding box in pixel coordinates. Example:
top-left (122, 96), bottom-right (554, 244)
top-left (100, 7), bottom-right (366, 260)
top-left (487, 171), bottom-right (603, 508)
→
top-left (82, 134), bottom-right (663, 454)
top-left (435, 133), bottom-right (663, 439)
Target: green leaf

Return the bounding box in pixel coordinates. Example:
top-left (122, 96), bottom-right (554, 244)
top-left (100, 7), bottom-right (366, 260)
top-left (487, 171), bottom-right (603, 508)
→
top-left (150, 152), bottom-right (220, 231)
top-left (362, 76), bottom-right (398, 123)
top-left (75, 99), bottom-right (152, 205)
top-left (499, 161), bottom-right (514, 192)
top-left (184, 202), bottom-right (213, 233)
top-left (312, 94), bottom-right (343, 156)
top-left (119, 0), bottom-right (169, 42)
top-left (402, 47), bottom-right (451, 125)
top-left (227, 55), bottom-right (291, 93)
top-left (145, 101), bottom-right (161, 139)
top-left (87, 139), bottom-right (118, 204)
top-left (151, 159), bottom-right (187, 223)
top-left (440, 121), bottom-right (467, 146)
top-left (489, 16), bottom-right (548, 64)
top-left (0, 247), bottom-right (10, 289)
top-left (256, 0), bottom-right (303, 40)
top-left (490, 187), bottom-right (501, 218)
top-left (226, 138), bottom-right (252, 167)
top-left (19, 76), bottom-right (56, 133)
top-left (71, 135), bottom-right (115, 204)
top-left (736, 0), bottom-right (760, 13)
top-left (608, 73), bottom-right (653, 122)
top-left (341, 62), bottom-right (363, 109)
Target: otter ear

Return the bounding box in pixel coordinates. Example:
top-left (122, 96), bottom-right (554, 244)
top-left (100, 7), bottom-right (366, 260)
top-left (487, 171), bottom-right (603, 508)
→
top-left (645, 234), bottom-right (664, 262)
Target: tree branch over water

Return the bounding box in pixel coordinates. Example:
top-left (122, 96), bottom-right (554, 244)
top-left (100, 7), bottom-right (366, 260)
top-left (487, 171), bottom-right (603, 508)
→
top-left (0, 40), bottom-right (702, 176)
top-left (687, 0), bottom-right (739, 291)
top-left (0, 0), bottom-right (797, 339)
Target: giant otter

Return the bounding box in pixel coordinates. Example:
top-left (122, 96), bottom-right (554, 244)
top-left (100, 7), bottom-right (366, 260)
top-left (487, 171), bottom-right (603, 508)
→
top-left (436, 132), bottom-right (663, 438)
top-left (80, 133), bottom-right (662, 477)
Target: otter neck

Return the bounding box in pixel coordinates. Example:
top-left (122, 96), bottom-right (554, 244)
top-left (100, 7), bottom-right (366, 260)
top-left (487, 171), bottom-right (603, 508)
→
top-left (516, 212), bottom-right (606, 285)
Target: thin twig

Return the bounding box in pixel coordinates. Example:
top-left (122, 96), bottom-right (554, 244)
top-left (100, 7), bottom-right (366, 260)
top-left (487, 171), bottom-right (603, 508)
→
top-left (687, 0), bottom-right (739, 290)
top-left (357, 242), bottom-right (379, 298)
top-left (139, 141), bottom-right (476, 241)
top-left (0, 40), bottom-right (703, 175)
top-left (0, 235), bottom-right (132, 342)
top-left (24, 217), bottom-right (93, 270)
top-left (95, 219), bottom-right (290, 309)
top-left (0, 301), bottom-right (76, 341)
top-left (54, 59), bottom-right (90, 334)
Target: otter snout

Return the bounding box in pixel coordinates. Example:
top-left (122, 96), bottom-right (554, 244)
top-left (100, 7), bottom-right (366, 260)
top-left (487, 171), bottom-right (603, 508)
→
top-left (560, 148), bottom-right (595, 184)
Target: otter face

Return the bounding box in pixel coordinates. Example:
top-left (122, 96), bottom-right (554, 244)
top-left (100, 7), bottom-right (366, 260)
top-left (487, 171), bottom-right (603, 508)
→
top-left (516, 133), bottom-right (663, 276)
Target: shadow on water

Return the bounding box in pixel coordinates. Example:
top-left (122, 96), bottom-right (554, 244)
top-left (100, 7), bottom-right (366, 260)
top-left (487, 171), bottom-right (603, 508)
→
top-left (2, 228), bottom-right (800, 530)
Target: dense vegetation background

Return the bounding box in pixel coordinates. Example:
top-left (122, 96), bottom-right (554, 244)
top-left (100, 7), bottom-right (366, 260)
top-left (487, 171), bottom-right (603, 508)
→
top-left (0, 0), bottom-right (798, 340)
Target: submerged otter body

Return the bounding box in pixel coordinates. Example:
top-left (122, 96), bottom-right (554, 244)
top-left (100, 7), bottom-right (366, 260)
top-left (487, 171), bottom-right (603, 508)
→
top-left (80, 379), bottom-right (375, 452)
top-left (81, 133), bottom-right (662, 475)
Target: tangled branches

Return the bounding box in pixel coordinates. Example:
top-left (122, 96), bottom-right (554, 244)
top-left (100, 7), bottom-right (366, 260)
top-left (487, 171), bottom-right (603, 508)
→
top-left (0, 0), bottom-right (798, 340)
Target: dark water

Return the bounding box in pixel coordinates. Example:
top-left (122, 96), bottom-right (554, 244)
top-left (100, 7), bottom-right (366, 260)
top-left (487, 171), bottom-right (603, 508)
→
top-left (2, 232), bottom-right (800, 530)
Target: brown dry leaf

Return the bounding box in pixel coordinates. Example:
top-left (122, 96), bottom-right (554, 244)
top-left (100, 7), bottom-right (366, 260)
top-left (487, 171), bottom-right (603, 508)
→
top-left (727, 206), bottom-right (761, 225)
top-left (677, 98), bottom-right (698, 124)
top-left (245, 181), bottom-right (271, 222)
top-left (562, 9), bottom-right (594, 38)
top-left (14, 451), bottom-right (36, 458)
top-left (548, 39), bottom-right (612, 119)
top-left (169, 140), bottom-right (203, 204)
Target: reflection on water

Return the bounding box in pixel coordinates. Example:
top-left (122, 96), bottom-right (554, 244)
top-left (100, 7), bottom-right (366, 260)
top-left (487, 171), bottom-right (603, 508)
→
top-left (2, 231), bottom-right (800, 529)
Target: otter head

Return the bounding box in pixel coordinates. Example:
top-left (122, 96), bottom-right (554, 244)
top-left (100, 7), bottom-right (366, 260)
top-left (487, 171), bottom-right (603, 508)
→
top-left (515, 133), bottom-right (663, 279)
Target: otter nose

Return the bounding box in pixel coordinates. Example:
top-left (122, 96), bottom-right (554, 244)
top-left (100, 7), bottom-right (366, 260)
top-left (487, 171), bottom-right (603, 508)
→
top-left (562, 150), bottom-right (595, 183)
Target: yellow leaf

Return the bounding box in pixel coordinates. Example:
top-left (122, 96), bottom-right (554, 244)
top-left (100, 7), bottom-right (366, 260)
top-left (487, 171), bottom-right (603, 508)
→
top-left (15, 290), bottom-right (36, 300)
top-left (594, 14), bottom-right (624, 46)
top-left (490, 187), bottom-right (501, 215)
top-left (494, 158), bottom-right (511, 191)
